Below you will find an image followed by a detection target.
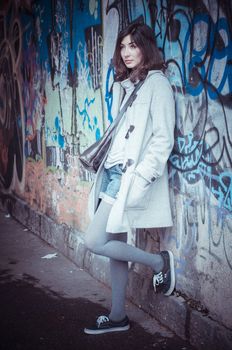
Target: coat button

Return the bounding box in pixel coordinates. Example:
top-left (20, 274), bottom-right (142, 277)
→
top-left (151, 177), bottom-right (156, 182)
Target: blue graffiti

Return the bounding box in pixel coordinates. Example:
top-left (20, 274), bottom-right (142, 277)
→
top-left (209, 171), bottom-right (232, 213)
top-left (170, 133), bottom-right (232, 213)
top-left (54, 116), bottom-right (65, 148)
top-left (77, 97), bottom-right (101, 140)
top-left (28, 0), bottom-right (101, 74)
top-left (154, 0), bottom-right (232, 217)
top-left (170, 133), bottom-right (204, 173)
top-left (105, 61), bottom-right (114, 123)
top-left (187, 15), bottom-right (231, 99)
top-left (156, 2), bottom-right (232, 101)
top-left (77, 97), bottom-right (95, 130)
top-left (94, 116), bottom-right (101, 141)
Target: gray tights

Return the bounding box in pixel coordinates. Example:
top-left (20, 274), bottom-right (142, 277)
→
top-left (84, 200), bottom-right (164, 322)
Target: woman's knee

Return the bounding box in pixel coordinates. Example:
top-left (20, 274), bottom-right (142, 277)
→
top-left (84, 233), bottom-right (103, 255)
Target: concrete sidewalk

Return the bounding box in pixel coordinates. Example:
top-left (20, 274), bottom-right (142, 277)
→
top-left (0, 208), bottom-right (196, 350)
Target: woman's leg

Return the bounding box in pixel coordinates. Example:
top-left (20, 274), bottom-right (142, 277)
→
top-left (85, 201), bottom-right (128, 321)
top-left (85, 200), bottom-right (164, 274)
top-left (109, 233), bottom-right (128, 322)
top-left (84, 200), bottom-right (171, 323)
top-left (85, 200), bottom-right (112, 248)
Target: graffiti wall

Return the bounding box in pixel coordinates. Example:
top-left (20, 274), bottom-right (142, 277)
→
top-left (0, 0), bottom-right (231, 329)
top-left (0, 0), bottom-right (104, 229)
top-left (152, 0), bottom-right (232, 329)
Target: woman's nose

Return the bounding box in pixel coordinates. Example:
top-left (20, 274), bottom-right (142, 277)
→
top-left (124, 46), bottom-right (130, 56)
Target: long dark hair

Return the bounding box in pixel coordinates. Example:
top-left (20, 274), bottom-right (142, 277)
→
top-left (113, 23), bottom-right (165, 82)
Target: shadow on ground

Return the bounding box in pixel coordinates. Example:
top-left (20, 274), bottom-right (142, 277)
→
top-left (0, 269), bottom-right (195, 350)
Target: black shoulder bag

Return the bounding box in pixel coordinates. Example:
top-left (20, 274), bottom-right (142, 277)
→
top-left (79, 80), bottom-right (144, 173)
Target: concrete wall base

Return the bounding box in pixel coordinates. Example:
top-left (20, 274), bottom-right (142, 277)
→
top-left (2, 194), bottom-right (232, 350)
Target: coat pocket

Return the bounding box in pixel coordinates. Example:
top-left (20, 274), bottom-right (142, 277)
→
top-left (126, 173), bottom-right (151, 210)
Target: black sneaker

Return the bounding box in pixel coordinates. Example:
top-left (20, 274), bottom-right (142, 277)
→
top-left (153, 250), bottom-right (175, 296)
top-left (84, 315), bottom-right (130, 335)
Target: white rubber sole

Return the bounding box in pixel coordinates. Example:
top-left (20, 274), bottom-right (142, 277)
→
top-left (84, 324), bottom-right (130, 335)
top-left (164, 250), bottom-right (175, 296)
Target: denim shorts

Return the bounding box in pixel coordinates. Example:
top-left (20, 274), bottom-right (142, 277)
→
top-left (99, 164), bottom-right (123, 204)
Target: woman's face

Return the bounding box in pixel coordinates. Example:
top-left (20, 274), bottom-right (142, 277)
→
top-left (120, 34), bottom-right (143, 70)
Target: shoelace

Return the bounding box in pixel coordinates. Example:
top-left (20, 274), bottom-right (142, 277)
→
top-left (96, 315), bottom-right (109, 327)
top-left (153, 271), bottom-right (164, 290)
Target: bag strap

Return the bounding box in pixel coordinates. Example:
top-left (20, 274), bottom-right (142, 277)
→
top-left (108, 79), bottom-right (145, 133)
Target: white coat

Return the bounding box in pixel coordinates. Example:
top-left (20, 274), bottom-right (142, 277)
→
top-left (88, 70), bottom-right (175, 233)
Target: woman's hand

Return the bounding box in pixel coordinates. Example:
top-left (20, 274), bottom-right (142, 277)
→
top-left (126, 172), bottom-right (151, 209)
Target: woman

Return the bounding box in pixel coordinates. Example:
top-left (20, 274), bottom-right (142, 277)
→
top-left (84, 22), bottom-right (175, 335)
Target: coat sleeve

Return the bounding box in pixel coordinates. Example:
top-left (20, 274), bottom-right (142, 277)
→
top-left (135, 75), bottom-right (175, 182)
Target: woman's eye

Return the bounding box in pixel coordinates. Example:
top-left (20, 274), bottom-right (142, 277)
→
top-left (130, 44), bottom-right (136, 49)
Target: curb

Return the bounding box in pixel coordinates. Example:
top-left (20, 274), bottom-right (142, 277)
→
top-left (2, 194), bottom-right (232, 350)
